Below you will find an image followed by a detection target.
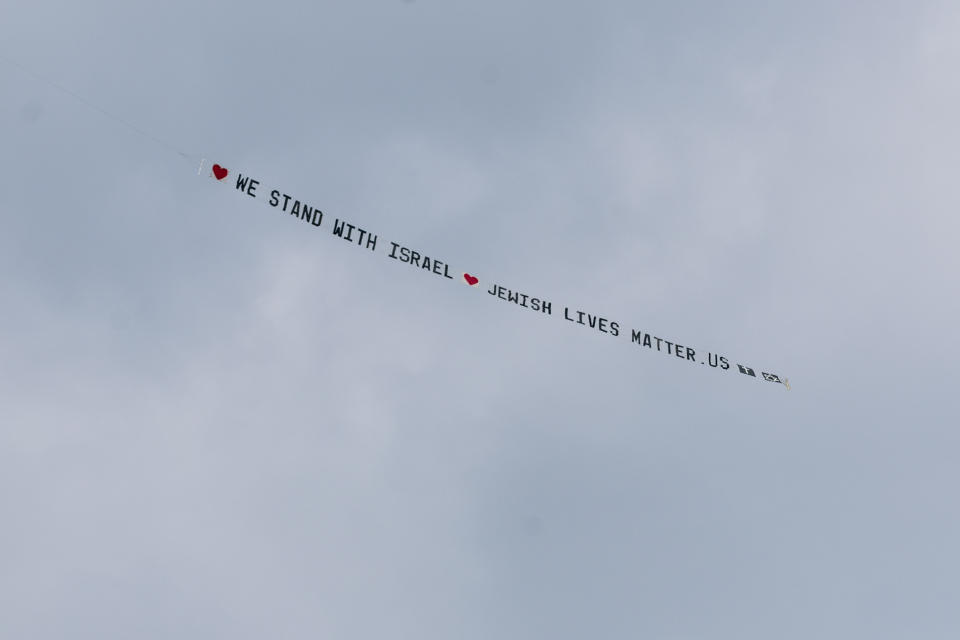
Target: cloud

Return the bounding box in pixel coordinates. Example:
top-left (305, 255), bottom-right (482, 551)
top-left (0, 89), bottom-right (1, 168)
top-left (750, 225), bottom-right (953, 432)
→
top-left (2, 1), bottom-right (959, 638)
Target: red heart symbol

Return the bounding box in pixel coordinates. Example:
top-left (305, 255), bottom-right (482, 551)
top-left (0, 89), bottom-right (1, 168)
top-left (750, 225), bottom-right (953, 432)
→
top-left (212, 164), bottom-right (228, 180)
top-left (463, 273), bottom-right (479, 286)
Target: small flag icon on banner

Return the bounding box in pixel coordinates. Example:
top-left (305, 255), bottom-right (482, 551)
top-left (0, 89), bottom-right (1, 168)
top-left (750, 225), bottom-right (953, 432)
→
top-left (762, 372), bottom-right (782, 383)
top-left (738, 364), bottom-right (756, 377)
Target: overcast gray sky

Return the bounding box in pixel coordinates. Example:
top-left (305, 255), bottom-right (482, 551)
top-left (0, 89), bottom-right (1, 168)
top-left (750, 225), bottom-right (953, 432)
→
top-left (2, 1), bottom-right (959, 638)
